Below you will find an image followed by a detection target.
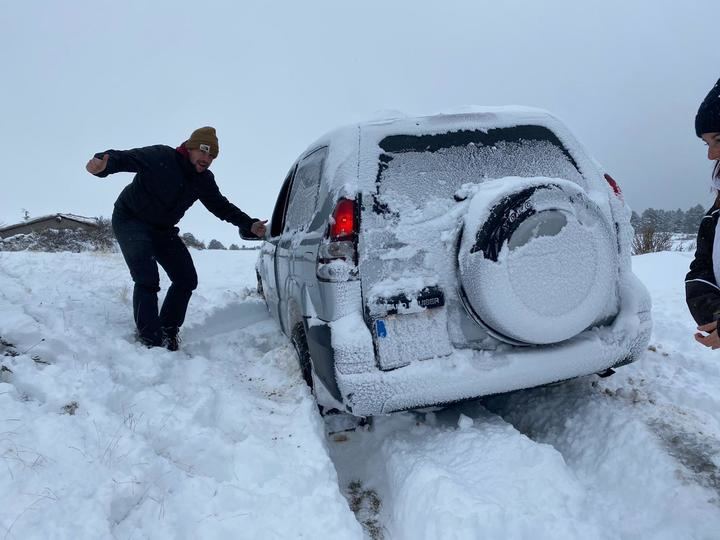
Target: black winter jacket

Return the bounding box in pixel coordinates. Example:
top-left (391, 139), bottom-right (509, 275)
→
top-left (93, 145), bottom-right (258, 235)
top-left (686, 203), bottom-right (720, 325)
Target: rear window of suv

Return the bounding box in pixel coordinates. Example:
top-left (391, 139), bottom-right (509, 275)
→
top-left (374, 125), bottom-right (584, 212)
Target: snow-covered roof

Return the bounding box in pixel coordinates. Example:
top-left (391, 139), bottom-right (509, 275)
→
top-left (0, 213), bottom-right (99, 233)
top-left (297, 107), bottom-right (598, 196)
top-left (305, 106), bottom-right (561, 154)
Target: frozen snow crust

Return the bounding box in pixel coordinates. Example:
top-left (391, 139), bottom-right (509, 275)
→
top-left (0, 251), bottom-right (362, 539)
top-left (1, 249), bottom-right (718, 539)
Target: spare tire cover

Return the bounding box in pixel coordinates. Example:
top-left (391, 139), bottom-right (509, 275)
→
top-left (458, 179), bottom-right (617, 345)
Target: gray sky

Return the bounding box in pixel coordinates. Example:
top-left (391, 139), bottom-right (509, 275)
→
top-left (2, 0), bottom-right (717, 246)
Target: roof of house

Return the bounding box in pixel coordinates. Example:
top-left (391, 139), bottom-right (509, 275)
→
top-left (0, 213), bottom-right (99, 233)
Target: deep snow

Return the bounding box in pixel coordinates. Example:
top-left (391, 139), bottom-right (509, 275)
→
top-left (1, 249), bottom-right (719, 539)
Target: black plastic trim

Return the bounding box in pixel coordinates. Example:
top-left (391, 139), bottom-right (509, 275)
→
top-left (471, 185), bottom-right (550, 260)
top-left (305, 322), bottom-right (342, 401)
top-left (371, 286), bottom-right (445, 316)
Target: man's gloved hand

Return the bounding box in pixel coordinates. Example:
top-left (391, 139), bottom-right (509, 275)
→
top-left (250, 220), bottom-right (268, 239)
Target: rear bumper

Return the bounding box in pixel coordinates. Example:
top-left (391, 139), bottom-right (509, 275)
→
top-left (333, 275), bottom-right (652, 417)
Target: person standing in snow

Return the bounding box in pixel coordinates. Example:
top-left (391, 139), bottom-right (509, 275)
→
top-left (686, 79), bottom-right (720, 350)
top-left (86, 127), bottom-right (267, 351)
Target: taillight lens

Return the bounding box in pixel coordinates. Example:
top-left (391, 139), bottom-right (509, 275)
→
top-left (604, 173), bottom-right (623, 200)
top-left (330, 198), bottom-right (357, 239)
top-left (317, 198), bottom-right (359, 281)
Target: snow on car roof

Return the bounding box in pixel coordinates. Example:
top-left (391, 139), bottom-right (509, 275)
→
top-left (362, 106), bottom-right (561, 136)
top-left (303, 107), bottom-right (600, 195)
top-left (308, 106), bottom-right (562, 151)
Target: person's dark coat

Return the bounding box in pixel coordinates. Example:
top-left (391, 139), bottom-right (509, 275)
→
top-left (686, 201), bottom-right (720, 325)
top-left (93, 144), bottom-right (258, 235)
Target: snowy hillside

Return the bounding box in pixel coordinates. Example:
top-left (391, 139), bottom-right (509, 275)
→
top-left (1, 249), bottom-right (719, 539)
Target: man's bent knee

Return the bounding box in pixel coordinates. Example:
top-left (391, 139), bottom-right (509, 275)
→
top-left (177, 266), bottom-right (198, 291)
top-left (134, 281), bottom-right (161, 294)
top-left (180, 275), bottom-right (198, 291)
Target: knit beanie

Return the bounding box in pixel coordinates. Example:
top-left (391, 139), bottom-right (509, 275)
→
top-left (695, 78), bottom-right (720, 137)
top-left (185, 126), bottom-right (219, 158)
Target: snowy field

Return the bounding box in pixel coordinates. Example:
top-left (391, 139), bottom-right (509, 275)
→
top-left (1, 249), bottom-right (720, 539)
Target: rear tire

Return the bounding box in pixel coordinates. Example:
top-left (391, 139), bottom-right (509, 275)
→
top-left (291, 323), bottom-right (314, 391)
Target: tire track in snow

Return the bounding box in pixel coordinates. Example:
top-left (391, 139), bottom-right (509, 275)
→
top-left (650, 418), bottom-right (720, 501)
top-left (593, 350), bottom-right (720, 505)
top-left (182, 294), bottom-right (269, 342)
top-left (329, 370), bottom-right (720, 539)
top-left (483, 373), bottom-right (720, 538)
top-left (327, 401), bottom-right (611, 540)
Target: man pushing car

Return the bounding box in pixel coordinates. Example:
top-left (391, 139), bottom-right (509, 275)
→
top-left (86, 126), bottom-right (267, 351)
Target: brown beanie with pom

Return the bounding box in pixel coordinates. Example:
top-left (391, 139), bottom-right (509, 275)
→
top-left (185, 126), bottom-right (219, 158)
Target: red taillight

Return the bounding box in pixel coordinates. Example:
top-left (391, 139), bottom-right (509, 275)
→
top-left (604, 173), bottom-right (623, 199)
top-left (317, 198), bottom-right (359, 281)
top-left (330, 198), bottom-right (357, 239)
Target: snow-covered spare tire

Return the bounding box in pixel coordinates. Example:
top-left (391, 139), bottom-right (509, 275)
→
top-left (458, 178), bottom-right (617, 345)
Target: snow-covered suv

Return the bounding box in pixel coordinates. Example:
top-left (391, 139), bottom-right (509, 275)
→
top-left (257, 107), bottom-right (652, 417)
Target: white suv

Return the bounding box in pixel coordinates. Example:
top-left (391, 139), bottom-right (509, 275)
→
top-left (257, 107), bottom-right (651, 417)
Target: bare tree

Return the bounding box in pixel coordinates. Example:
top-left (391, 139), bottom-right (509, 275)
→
top-left (87, 216), bottom-right (115, 251)
top-left (632, 226), bottom-right (673, 255)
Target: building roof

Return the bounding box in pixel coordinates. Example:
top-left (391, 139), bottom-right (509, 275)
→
top-left (0, 213), bottom-right (99, 234)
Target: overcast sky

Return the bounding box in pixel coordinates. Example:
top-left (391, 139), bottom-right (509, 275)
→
top-left (2, 0), bottom-right (718, 246)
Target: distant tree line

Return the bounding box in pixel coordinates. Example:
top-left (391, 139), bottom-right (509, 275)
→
top-left (179, 233), bottom-right (258, 250)
top-left (630, 205), bottom-right (706, 234)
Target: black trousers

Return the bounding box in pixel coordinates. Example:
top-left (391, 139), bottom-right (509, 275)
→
top-left (112, 210), bottom-right (198, 345)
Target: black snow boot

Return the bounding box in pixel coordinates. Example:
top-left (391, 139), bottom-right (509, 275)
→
top-left (135, 331), bottom-right (162, 349)
top-left (162, 327), bottom-right (181, 352)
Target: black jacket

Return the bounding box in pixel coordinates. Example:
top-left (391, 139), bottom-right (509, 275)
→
top-left (686, 203), bottom-right (720, 325)
top-left (93, 145), bottom-right (258, 235)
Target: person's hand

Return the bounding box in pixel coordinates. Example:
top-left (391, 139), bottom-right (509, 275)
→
top-left (251, 220), bottom-right (268, 238)
top-left (695, 321), bottom-right (720, 349)
top-left (86, 154), bottom-right (109, 175)
top-left (699, 321), bottom-right (718, 333)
